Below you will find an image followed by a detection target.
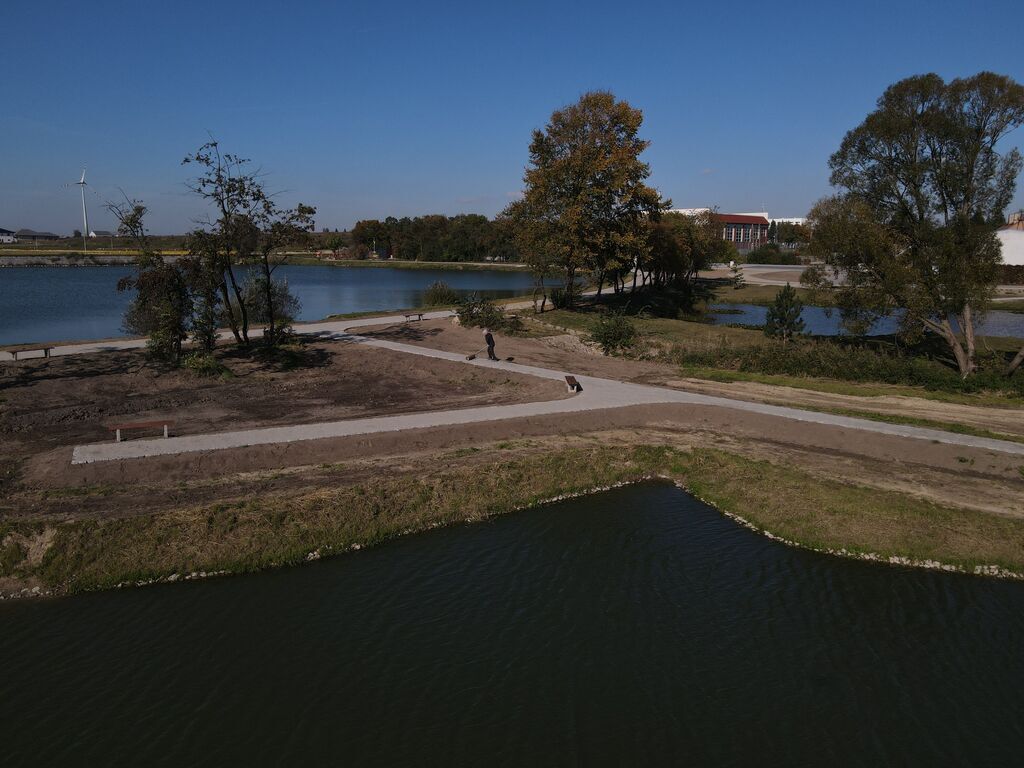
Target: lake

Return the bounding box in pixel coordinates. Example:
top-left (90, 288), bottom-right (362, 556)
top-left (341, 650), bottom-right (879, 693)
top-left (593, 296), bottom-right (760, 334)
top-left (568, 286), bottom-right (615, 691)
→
top-left (0, 265), bottom-right (536, 345)
top-left (710, 302), bottom-right (1024, 337)
top-left (2, 483), bottom-right (1021, 766)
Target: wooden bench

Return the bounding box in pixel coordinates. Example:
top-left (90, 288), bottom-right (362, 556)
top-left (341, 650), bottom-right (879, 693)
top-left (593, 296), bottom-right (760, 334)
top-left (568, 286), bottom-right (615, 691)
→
top-left (403, 312), bottom-right (426, 322)
top-left (107, 420), bottom-right (175, 443)
top-left (565, 375), bottom-right (582, 393)
top-left (2, 345), bottom-right (55, 361)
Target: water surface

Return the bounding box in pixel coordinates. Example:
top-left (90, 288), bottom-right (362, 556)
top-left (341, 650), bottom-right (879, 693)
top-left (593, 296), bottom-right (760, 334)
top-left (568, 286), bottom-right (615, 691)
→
top-left (0, 265), bottom-right (535, 345)
top-left (710, 302), bottom-right (1024, 337)
top-left (2, 483), bottom-right (1022, 766)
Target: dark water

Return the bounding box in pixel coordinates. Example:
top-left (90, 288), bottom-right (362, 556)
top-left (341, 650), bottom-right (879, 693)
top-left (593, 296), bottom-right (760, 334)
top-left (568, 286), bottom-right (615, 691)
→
top-left (0, 265), bottom-right (535, 345)
top-left (2, 483), bottom-right (1022, 766)
top-left (710, 302), bottom-right (1024, 338)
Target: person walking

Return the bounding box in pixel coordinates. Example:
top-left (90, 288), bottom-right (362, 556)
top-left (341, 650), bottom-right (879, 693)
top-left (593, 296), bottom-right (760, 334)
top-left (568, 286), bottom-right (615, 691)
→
top-left (483, 328), bottom-right (498, 360)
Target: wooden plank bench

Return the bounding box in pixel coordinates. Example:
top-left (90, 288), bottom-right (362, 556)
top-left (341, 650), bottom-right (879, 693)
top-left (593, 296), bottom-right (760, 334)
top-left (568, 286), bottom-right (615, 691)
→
top-left (565, 375), bottom-right (582, 393)
top-left (403, 312), bottom-right (426, 322)
top-left (2, 344), bottom-right (56, 361)
top-left (107, 420), bottom-right (175, 443)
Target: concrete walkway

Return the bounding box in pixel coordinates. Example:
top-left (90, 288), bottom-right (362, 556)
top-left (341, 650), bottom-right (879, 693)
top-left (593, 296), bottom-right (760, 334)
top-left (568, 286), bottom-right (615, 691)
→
top-left (68, 315), bottom-right (1024, 463)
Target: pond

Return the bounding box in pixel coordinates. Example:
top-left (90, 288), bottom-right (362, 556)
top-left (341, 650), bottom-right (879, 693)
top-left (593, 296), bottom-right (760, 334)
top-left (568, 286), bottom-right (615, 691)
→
top-left (709, 302), bottom-right (1024, 338)
top-left (0, 265), bottom-right (536, 346)
top-left (2, 483), bottom-right (1021, 766)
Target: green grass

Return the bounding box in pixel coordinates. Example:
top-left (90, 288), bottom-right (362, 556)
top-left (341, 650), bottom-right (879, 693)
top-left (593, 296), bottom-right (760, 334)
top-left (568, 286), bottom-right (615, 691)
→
top-left (679, 366), bottom-right (1024, 408)
top-left (761, 402), bottom-right (1024, 444)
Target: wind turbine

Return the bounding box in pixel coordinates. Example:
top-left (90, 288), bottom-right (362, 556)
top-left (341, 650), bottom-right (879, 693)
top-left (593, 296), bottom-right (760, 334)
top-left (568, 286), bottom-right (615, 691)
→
top-left (66, 168), bottom-right (90, 252)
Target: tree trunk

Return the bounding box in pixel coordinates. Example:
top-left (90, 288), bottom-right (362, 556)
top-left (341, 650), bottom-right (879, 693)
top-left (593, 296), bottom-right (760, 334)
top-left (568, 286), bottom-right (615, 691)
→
top-left (960, 304), bottom-right (978, 376)
top-left (595, 270), bottom-right (604, 298)
top-left (1005, 345), bottom-right (1024, 377)
top-left (926, 316), bottom-right (972, 378)
top-left (218, 278), bottom-right (241, 344)
top-left (261, 254), bottom-right (276, 345)
top-left (225, 261), bottom-right (248, 344)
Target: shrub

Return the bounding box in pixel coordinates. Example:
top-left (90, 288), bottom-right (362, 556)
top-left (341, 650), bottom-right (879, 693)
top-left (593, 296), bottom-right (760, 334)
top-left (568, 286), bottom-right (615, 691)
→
top-left (456, 294), bottom-right (513, 331)
top-left (423, 280), bottom-right (460, 306)
top-left (998, 264), bottom-right (1024, 285)
top-left (242, 274), bottom-right (301, 325)
top-left (590, 311), bottom-right (638, 355)
top-left (183, 352), bottom-right (230, 378)
top-left (549, 285), bottom-right (575, 309)
top-left (746, 244), bottom-right (802, 265)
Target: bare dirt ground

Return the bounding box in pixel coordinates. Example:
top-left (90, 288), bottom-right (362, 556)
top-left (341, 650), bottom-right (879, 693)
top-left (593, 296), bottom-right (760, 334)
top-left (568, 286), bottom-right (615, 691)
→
top-left (0, 335), bottom-right (566, 474)
top-left (2, 318), bottom-right (1022, 530)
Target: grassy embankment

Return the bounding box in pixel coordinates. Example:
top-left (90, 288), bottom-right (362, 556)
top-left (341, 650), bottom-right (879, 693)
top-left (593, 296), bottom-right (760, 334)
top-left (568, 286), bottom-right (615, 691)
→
top-left (3, 443), bottom-right (1023, 596)
top-left (539, 286), bottom-right (1024, 405)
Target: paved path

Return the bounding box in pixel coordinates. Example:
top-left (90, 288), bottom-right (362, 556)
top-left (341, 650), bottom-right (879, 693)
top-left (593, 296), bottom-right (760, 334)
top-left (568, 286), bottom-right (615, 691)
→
top-left (69, 316), bottom-right (1024, 463)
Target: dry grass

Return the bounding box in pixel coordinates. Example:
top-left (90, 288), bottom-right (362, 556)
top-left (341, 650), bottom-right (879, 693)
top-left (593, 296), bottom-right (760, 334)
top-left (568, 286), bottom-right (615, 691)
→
top-left (4, 442), bottom-right (1024, 595)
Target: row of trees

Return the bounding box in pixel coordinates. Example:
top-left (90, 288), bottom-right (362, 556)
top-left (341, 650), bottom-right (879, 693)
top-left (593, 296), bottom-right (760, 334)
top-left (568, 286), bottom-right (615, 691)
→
top-left (349, 214), bottom-right (517, 262)
top-left (503, 91), bottom-right (731, 308)
top-left (114, 141), bottom-right (315, 364)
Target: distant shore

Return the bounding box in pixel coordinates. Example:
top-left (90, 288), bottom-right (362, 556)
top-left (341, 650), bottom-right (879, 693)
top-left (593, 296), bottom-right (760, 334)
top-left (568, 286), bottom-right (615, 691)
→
top-left (0, 252), bottom-right (529, 271)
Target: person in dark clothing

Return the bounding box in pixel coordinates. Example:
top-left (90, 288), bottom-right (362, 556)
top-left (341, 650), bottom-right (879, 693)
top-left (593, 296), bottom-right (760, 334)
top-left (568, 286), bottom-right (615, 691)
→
top-left (483, 328), bottom-right (498, 360)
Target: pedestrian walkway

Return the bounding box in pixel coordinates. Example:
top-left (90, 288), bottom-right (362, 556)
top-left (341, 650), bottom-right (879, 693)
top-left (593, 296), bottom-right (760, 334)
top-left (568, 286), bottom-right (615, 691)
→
top-left (70, 322), bottom-right (1024, 463)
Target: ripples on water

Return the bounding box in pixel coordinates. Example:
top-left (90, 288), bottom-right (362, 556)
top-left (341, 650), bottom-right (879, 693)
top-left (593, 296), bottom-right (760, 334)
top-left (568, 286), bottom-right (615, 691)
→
top-left (2, 483), bottom-right (1022, 766)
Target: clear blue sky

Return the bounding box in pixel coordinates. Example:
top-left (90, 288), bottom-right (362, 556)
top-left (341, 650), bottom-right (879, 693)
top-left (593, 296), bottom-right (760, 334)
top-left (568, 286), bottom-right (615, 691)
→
top-left (2, 0), bottom-right (1022, 234)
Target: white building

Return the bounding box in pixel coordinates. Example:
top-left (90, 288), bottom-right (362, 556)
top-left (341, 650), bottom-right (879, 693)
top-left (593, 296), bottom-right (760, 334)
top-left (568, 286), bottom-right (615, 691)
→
top-left (0, 228), bottom-right (16, 244)
top-left (998, 225), bottom-right (1024, 266)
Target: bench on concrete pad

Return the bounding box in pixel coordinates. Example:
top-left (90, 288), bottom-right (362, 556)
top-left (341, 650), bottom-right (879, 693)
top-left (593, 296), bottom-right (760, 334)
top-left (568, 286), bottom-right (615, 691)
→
top-left (2, 344), bottom-right (56, 361)
top-left (403, 312), bottom-right (426, 323)
top-left (565, 375), bottom-right (582, 393)
top-left (107, 420), bottom-right (175, 442)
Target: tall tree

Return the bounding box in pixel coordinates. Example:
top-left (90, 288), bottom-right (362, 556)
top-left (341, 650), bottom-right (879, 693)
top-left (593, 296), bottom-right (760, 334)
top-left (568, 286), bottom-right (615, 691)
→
top-left (804, 72), bottom-right (1024, 377)
top-left (503, 91), bottom-right (667, 303)
top-left (184, 140), bottom-right (315, 348)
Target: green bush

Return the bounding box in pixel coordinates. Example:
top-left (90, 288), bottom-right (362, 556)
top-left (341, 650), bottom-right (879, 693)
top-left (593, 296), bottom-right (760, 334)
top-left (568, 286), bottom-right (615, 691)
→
top-left (590, 311), bottom-right (638, 355)
top-left (456, 294), bottom-right (520, 332)
top-left (670, 338), bottom-right (1024, 397)
top-left (422, 280), bottom-right (460, 306)
top-left (745, 244), bottom-right (802, 265)
top-left (183, 352), bottom-right (230, 378)
top-left (549, 286), bottom-right (575, 309)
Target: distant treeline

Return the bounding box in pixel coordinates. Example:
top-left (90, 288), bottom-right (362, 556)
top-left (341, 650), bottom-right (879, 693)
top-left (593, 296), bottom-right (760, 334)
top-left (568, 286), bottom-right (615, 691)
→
top-left (346, 214), bottom-right (518, 262)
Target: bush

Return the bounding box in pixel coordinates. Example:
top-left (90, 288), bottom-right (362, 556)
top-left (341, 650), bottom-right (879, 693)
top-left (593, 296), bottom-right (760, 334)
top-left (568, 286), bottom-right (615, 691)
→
top-left (549, 285), bottom-right (575, 309)
top-left (242, 274), bottom-right (301, 325)
top-left (183, 352), bottom-right (230, 378)
top-left (745, 244), bottom-right (802, 265)
top-left (998, 264), bottom-right (1024, 285)
top-left (422, 280), bottom-right (460, 306)
top-left (456, 294), bottom-right (513, 331)
top-left (669, 337), bottom-right (1024, 397)
top-left (590, 311), bottom-right (638, 355)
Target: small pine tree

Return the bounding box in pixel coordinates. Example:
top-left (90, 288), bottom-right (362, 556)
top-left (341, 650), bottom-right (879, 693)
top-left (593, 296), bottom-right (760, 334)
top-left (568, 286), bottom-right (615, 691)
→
top-left (730, 262), bottom-right (746, 289)
top-left (764, 283), bottom-right (805, 342)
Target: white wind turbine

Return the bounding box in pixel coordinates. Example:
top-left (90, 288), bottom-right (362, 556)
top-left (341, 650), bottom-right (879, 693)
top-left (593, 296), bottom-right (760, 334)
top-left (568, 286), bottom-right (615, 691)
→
top-left (66, 168), bottom-right (91, 252)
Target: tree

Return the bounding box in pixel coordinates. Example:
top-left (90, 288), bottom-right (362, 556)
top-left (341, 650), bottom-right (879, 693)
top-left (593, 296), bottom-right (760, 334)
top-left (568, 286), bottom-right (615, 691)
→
top-left (767, 220), bottom-right (777, 244)
top-left (183, 140), bottom-right (315, 348)
top-left (804, 72), bottom-right (1024, 377)
top-left (108, 198), bottom-right (192, 365)
top-left (641, 210), bottom-right (729, 302)
top-left (503, 91), bottom-right (667, 303)
top-left (764, 283), bottom-right (805, 341)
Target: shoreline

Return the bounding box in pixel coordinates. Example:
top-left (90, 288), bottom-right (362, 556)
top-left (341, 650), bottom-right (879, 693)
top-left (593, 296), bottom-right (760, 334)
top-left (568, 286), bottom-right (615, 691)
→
top-left (0, 253), bottom-right (530, 271)
top-left (3, 443), bottom-right (1022, 602)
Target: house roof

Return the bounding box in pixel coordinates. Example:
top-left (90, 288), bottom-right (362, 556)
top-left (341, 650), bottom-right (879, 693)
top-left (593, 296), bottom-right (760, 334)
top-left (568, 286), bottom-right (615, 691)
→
top-left (16, 229), bottom-right (60, 237)
top-left (0, 228), bottom-right (15, 235)
top-left (714, 213), bottom-right (770, 225)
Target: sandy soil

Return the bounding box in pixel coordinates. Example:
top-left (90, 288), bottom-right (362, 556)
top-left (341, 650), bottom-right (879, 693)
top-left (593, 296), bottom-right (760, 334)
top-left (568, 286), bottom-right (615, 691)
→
top-left (0, 335), bottom-right (566, 467)
top-left (2, 317), bottom-right (1022, 529)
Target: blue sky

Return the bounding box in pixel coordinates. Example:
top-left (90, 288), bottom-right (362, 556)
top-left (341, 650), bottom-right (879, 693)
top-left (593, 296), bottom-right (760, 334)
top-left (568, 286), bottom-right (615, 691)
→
top-left (2, 0), bottom-right (1022, 234)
